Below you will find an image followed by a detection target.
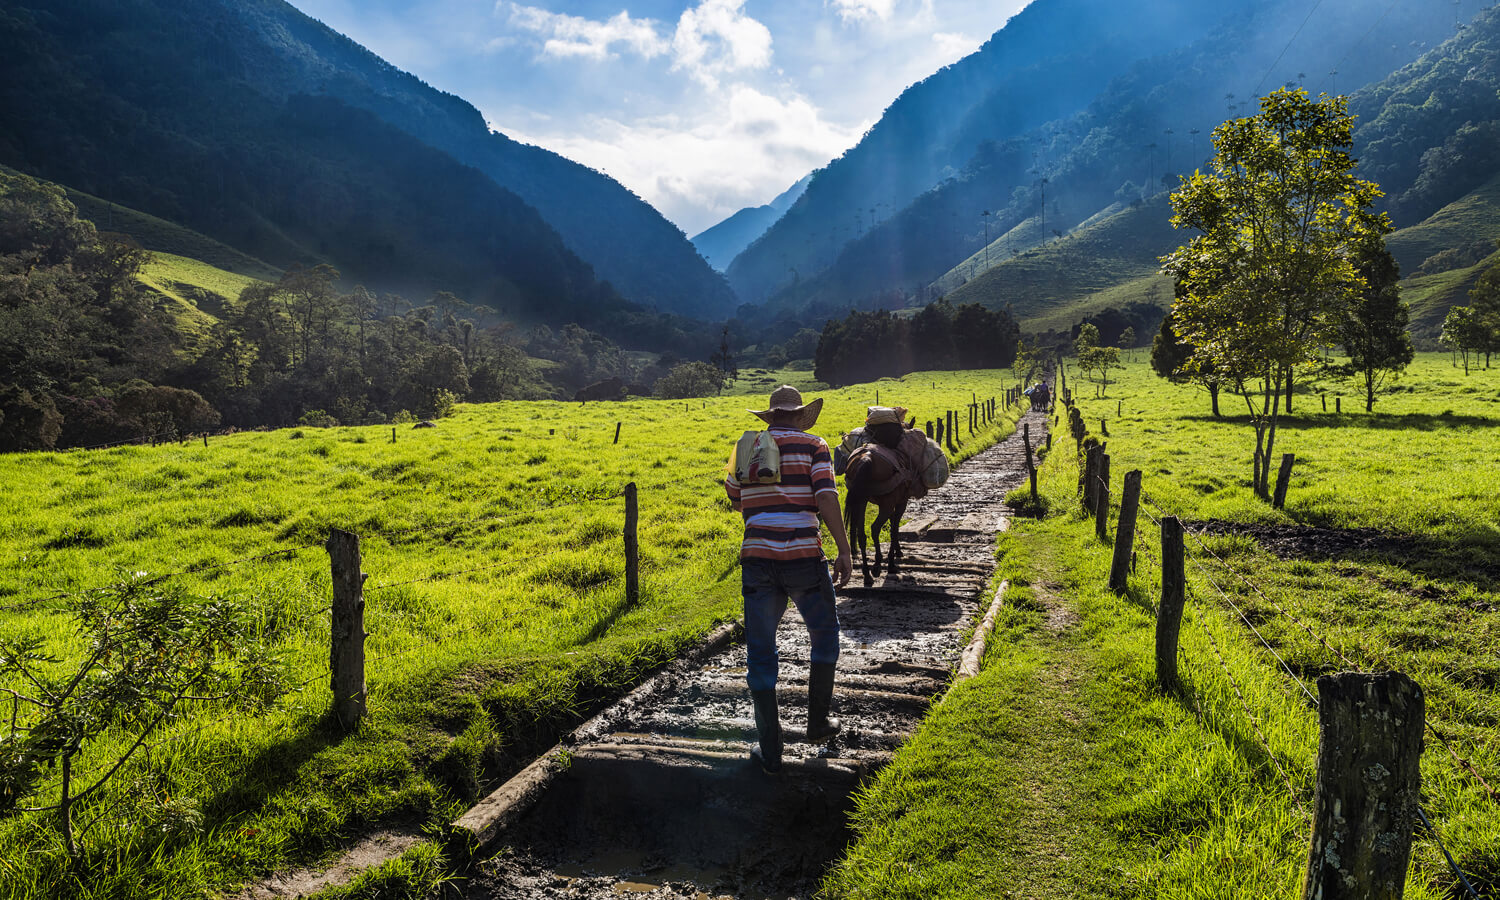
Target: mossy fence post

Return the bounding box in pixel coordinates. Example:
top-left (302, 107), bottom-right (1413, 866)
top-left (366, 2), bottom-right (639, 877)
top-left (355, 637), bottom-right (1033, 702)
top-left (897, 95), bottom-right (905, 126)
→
top-left (624, 482), bottom-right (639, 606)
top-left (1301, 672), bottom-right (1424, 900)
top-left (326, 527), bottom-right (368, 730)
top-left (1109, 470), bottom-right (1141, 592)
top-left (1273, 453), bottom-right (1296, 509)
top-left (1156, 516), bottom-right (1185, 691)
top-left (1022, 423), bottom-right (1037, 502)
top-left (1094, 453), bottom-right (1111, 543)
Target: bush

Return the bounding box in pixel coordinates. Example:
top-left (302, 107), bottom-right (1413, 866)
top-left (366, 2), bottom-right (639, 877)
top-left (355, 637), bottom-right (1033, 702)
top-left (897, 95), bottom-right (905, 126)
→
top-left (297, 409), bottom-right (339, 428)
top-left (653, 361), bottom-right (724, 399)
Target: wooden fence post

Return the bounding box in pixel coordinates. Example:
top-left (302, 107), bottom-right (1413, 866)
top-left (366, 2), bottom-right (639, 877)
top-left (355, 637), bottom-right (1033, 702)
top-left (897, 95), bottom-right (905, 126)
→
top-left (1095, 454), bottom-right (1111, 543)
top-left (935, 417), bottom-right (944, 446)
top-left (1109, 470), bottom-right (1142, 592)
top-left (624, 482), bottom-right (639, 605)
top-left (1022, 423), bottom-right (1037, 502)
top-left (391, 427), bottom-right (396, 444)
top-left (1301, 672), bottom-right (1424, 900)
top-left (1117, 399), bottom-right (1122, 416)
top-left (1321, 393), bottom-right (1327, 412)
top-left (1273, 453), bottom-right (1296, 510)
top-left (1336, 396), bottom-right (1341, 414)
top-left (613, 422), bottom-right (622, 445)
top-left (1157, 516), bottom-right (1185, 691)
top-left (1100, 417), bottom-right (1109, 437)
top-left (925, 420), bottom-right (933, 439)
top-left (1081, 444), bottom-right (1097, 513)
top-left (326, 528), bottom-right (368, 730)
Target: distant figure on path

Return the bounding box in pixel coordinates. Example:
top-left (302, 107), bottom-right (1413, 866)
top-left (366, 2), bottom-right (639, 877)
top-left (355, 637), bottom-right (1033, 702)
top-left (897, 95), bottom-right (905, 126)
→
top-left (725, 385), bottom-right (853, 773)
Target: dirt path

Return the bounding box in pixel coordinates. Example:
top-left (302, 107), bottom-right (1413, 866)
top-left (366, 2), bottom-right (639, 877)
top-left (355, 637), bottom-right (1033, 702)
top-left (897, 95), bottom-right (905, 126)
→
top-left (460, 412), bottom-right (1048, 900)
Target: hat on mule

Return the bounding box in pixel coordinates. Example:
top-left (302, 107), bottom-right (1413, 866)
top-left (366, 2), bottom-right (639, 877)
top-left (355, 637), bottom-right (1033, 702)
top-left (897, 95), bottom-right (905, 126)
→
top-left (751, 385), bottom-right (823, 431)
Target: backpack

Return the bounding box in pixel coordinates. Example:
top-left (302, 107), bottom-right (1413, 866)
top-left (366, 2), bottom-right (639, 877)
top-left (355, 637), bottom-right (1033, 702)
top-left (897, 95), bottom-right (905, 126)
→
top-left (730, 430), bottom-right (781, 484)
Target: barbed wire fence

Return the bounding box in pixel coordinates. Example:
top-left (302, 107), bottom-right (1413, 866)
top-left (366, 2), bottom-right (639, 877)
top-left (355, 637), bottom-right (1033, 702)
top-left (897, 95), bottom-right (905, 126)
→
top-left (1064, 412), bottom-right (1485, 897)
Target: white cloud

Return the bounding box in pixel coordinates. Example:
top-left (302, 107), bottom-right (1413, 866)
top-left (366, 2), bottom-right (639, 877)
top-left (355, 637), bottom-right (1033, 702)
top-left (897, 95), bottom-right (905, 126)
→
top-left (502, 1), bottom-right (772, 89)
top-left (930, 30), bottom-right (981, 61)
top-left (828, 0), bottom-right (896, 23)
top-left (505, 4), bottom-right (668, 60)
top-left (671, 0), bottom-right (773, 88)
top-left (510, 84), bottom-right (864, 234)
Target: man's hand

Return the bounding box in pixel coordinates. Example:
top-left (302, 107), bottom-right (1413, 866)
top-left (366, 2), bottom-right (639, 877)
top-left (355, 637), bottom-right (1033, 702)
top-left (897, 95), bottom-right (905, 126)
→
top-left (832, 551), bottom-right (853, 587)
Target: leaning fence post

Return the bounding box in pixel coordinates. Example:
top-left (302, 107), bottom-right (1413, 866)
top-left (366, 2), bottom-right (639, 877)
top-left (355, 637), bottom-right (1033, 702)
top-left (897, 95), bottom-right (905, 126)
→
top-left (1109, 470), bottom-right (1142, 592)
top-left (326, 528), bottom-right (368, 730)
top-left (614, 422), bottom-right (622, 445)
top-left (1157, 516), bottom-right (1185, 691)
top-left (1095, 454), bottom-right (1111, 543)
top-left (624, 482), bottom-right (639, 605)
top-left (1301, 672), bottom-right (1424, 900)
top-left (1273, 453), bottom-right (1295, 510)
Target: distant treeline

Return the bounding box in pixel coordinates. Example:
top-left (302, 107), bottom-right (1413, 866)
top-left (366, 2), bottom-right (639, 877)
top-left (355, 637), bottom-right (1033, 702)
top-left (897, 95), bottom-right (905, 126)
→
top-left (0, 172), bottom-right (680, 451)
top-left (813, 300), bottom-right (1019, 387)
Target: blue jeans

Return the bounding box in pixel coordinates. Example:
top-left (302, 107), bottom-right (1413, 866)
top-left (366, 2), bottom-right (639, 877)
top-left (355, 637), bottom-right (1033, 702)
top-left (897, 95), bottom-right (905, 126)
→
top-left (741, 557), bottom-right (840, 692)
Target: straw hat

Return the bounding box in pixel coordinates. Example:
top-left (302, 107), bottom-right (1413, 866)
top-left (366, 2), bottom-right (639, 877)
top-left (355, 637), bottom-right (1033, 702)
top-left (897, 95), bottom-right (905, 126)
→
top-left (750, 385), bottom-right (823, 431)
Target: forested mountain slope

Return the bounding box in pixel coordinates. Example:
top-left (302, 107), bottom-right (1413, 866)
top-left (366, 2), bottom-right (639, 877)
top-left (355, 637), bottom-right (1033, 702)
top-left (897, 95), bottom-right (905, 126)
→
top-left (732, 0), bottom-right (1475, 325)
top-left (0, 0), bottom-right (735, 323)
top-left (691, 176), bottom-right (810, 274)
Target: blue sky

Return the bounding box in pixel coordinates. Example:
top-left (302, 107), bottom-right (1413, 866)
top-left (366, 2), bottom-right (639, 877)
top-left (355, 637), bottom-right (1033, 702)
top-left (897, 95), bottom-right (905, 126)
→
top-left (289, 0), bottom-right (1029, 235)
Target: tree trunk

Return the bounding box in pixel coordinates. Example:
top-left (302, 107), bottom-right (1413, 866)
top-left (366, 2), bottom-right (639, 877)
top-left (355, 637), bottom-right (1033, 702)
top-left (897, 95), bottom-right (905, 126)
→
top-left (1285, 368), bottom-right (1293, 413)
top-left (1366, 367), bottom-right (1376, 413)
top-left (1210, 382), bottom-right (1221, 417)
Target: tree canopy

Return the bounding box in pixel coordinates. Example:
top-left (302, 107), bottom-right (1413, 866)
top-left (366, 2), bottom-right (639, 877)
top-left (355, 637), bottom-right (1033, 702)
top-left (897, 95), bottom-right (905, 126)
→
top-left (1161, 89), bottom-right (1390, 498)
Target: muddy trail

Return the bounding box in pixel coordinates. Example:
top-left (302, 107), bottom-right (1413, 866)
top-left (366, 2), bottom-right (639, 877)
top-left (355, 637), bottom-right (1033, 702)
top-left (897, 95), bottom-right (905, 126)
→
top-left (460, 412), bottom-right (1047, 900)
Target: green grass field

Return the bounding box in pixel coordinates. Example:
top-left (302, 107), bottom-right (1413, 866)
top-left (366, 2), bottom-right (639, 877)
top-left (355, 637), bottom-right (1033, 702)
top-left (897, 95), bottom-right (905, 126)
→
top-left (829, 352), bottom-right (1500, 898)
top-left (0, 369), bottom-right (1022, 899)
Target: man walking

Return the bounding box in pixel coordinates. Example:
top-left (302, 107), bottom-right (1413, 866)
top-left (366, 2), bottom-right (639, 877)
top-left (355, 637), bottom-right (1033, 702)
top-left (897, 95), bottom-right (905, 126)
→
top-left (726, 385), bottom-right (853, 773)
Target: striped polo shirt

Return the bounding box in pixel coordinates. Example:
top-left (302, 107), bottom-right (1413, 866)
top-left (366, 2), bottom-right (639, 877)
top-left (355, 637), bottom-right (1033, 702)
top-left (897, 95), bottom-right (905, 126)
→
top-left (725, 426), bottom-right (838, 561)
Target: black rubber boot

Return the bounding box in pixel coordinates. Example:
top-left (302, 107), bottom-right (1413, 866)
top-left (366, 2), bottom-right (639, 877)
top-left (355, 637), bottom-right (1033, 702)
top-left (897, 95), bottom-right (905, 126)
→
top-left (806, 663), bottom-right (842, 743)
top-left (750, 689), bottom-right (782, 773)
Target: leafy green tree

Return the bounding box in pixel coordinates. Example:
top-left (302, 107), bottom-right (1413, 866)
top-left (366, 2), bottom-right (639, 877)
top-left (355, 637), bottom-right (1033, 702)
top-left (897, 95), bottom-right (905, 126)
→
top-left (653, 361), bottom-right (724, 399)
top-left (1441, 306), bottom-right (1483, 374)
top-left (1467, 251), bottom-right (1500, 367)
top-left (1150, 311), bottom-right (1223, 416)
top-left (1161, 89), bottom-right (1388, 499)
top-left (1333, 238), bottom-right (1413, 412)
top-left (1074, 324), bottom-right (1123, 397)
top-left (0, 578), bottom-right (285, 858)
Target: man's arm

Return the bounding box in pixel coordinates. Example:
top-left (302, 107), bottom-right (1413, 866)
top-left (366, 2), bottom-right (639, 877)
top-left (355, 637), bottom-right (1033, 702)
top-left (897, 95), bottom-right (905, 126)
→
top-left (815, 491), bottom-right (853, 587)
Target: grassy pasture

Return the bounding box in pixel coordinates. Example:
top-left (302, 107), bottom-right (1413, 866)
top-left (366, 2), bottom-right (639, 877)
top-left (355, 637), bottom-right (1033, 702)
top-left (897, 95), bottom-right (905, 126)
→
top-left (0, 368), bottom-right (1021, 898)
top-left (830, 352), bottom-right (1500, 898)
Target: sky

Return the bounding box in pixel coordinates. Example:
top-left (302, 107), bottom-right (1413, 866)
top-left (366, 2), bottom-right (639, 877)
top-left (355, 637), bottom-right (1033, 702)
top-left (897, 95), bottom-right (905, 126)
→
top-left (288, 0), bottom-right (1030, 235)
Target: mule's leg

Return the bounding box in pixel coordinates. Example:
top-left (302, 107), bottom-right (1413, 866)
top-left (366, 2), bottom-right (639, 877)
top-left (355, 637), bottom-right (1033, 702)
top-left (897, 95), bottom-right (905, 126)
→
top-left (888, 502), bottom-right (906, 576)
top-left (870, 510), bottom-right (888, 580)
top-left (845, 489), bottom-right (873, 587)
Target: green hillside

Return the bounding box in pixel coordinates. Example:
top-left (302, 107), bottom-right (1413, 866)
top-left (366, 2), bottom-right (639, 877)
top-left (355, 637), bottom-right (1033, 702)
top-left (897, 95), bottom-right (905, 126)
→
top-left (1386, 172), bottom-right (1500, 276)
top-left (942, 193), bottom-right (1178, 326)
top-left (135, 252), bottom-right (267, 353)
